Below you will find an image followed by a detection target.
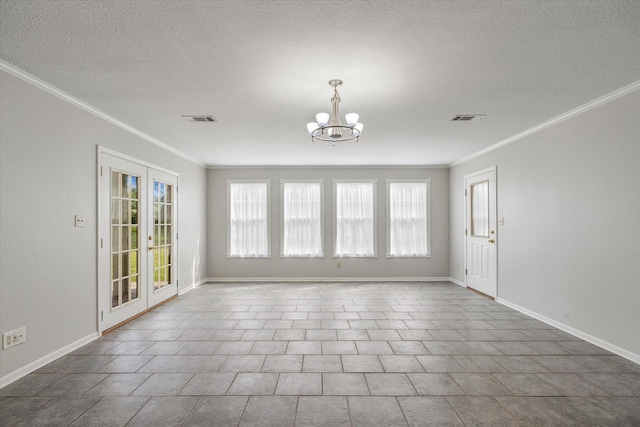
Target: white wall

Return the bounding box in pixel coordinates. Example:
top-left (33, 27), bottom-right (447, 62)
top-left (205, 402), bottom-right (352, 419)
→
top-left (0, 71), bottom-right (208, 381)
top-left (208, 167), bottom-right (450, 280)
top-left (449, 89), bottom-right (640, 360)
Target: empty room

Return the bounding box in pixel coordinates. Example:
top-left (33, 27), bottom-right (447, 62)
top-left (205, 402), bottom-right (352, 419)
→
top-left (1, 0), bottom-right (639, 425)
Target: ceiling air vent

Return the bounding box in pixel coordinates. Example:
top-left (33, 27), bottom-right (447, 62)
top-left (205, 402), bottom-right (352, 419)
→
top-left (451, 114), bottom-right (486, 121)
top-left (182, 115), bottom-right (217, 122)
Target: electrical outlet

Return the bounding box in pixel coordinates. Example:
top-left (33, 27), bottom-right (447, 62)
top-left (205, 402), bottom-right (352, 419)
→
top-left (337, 262), bottom-right (342, 269)
top-left (75, 215), bottom-right (86, 227)
top-left (3, 327), bottom-right (26, 350)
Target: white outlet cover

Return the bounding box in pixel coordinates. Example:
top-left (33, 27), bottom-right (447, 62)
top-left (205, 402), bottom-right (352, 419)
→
top-left (3, 327), bottom-right (27, 349)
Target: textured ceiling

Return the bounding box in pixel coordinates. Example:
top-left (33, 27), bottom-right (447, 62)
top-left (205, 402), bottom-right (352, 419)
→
top-left (1, 0), bottom-right (639, 166)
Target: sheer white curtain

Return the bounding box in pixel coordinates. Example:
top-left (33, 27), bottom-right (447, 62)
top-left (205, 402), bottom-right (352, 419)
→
top-left (389, 182), bottom-right (428, 256)
top-left (471, 181), bottom-right (489, 237)
top-left (229, 182), bottom-right (269, 257)
top-left (335, 182), bottom-right (375, 257)
top-left (282, 182), bottom-right (323, 257)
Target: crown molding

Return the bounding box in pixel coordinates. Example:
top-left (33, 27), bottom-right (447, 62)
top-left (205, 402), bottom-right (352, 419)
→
top-left (450, 79), bottom-right (640, 167)
top-left (0, 59), bottom-right (205, 168)
top-left (5, 57), bottom-right (637, 171)
top-left (207, 164), bottom-right (449, 170)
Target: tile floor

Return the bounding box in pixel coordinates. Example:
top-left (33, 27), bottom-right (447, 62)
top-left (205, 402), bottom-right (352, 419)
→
top-left (1, 281), bottom-right (640, 426)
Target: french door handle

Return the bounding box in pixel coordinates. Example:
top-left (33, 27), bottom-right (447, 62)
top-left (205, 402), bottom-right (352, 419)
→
top-left (488, 239), bottom-right (495, 243)
top-left (148, 246), bottom-right (155, 250)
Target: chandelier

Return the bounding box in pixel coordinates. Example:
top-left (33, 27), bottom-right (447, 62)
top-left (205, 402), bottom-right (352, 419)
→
top-left (307, 79), bottom-right (363, 146)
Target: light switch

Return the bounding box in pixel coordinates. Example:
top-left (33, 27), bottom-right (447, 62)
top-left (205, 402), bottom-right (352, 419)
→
top-left (75, 215), bottom-right (86, 227)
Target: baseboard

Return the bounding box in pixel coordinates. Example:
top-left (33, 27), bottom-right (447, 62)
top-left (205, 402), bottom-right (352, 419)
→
top-left (178, 278), bottom-right (208, 295)
top-left (0, 332), bottom-right (99, 389)
top-left (449, 277), bottom-right (466, 287)
top-left (497, 297), bottom-right (640, 365)
top-left (205, 276), bottom-right (453, 283)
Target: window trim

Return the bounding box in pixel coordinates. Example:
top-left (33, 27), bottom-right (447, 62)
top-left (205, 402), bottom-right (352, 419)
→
top-left (280, 179), bottom-right (325, 258)
top-left (333, 179), bottom-right (378, 258)
top-left (386, 178), bottom-right (431, 258)
top-left (226, 179), bottom-right (271, 259)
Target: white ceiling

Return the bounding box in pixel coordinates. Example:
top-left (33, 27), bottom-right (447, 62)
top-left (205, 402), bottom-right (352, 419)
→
top-left (1, 0), bottom-right (639, 166)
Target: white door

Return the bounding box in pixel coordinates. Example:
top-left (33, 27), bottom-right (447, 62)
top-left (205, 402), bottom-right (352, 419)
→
top-left (147, 169), bottom-right (178, 307)
top-left (99, 153), bottom-right (178, 331)
top-left (465, 168), bottom-right (497, 298)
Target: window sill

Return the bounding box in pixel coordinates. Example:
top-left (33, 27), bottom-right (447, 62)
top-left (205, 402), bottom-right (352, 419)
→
top-left (386, 254), bottom-right (432, 259)
top-left (226, 255), bottom-right (272, 259)
top-left (280, 254), bottom-right (326, 259)
top-left (333, 254), bottom-right (378, 259)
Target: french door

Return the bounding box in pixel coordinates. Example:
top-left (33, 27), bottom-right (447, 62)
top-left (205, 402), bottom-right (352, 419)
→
top-left (465, 167), bottom-right (497, 298)
top-left (99, 152), bottom-right (178, 332)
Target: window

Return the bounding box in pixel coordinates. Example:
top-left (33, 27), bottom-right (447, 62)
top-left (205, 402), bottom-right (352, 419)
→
top-left (334, 180), bottom-right (377, 257)
top-left (387, 180), bottom-right (430, 257)
top-left (227, 180), bottom-right (270, 257)
top-left (281, 180), bottom-right (324, 257)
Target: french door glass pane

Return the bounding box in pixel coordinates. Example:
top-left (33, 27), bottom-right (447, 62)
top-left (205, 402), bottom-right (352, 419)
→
top-left (130, 276), bottom-right (138, 300)
top-left (131, 226), bottom-right (138, 249)
top-left (131, 201), bottom-right (138, 224)
top-left (153, 179), bottom-right (173, 292)
top-left (111, 254), bottom-right (119, 282)
top-left (121, 226), bottom-right (129, 248)
top-left (122, 277), bottom-right (130, 304)
top-left (111, 227), bottom-right (118, 252)
top-left (111, 200), bottom-right (120, 225)
top-left (111, 281), bottom-right (118, 308)
top-left (471, 180), bottom-right (489, 237)
top-left (111, 170), bottom-right (142, 309)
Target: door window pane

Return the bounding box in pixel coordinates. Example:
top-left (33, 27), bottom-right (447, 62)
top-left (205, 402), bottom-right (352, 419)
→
top-left (471, 180), bottom-right (489, 237)
top-left (111, 253), bottom-right (119, 281)
top-left (122, 201), bottom-right (130, 224)
top-left (130, 276), bottom-right (138, 300)
top-left (122, 277), bottom-right (130, 304)
top-left (131, 201), bottom-right (138, 224)
top-left (111, 226), bottom-right (119, 252)
top-left (110, 170), bottom-right (142, 309)
top-left (121, 226), bottom-right (129, 249)
top-left (130, 176), bottom-right (138, 199)
top-left (111, 199), bottom-right (120, 225)
top-left (111, 281), bottom-right (119, 308)
top-left (131, 226), bottom-right (138, 250)
top-left (153, 179), bottom-right (174, 291)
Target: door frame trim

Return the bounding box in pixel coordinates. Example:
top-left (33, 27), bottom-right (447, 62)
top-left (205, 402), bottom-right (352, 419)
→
top-left (96, 146), bottom-right (180, 335)
top-left (98, 146), bottom-right (180, 176)
top-left (463, 166), bottom-right (498, 297)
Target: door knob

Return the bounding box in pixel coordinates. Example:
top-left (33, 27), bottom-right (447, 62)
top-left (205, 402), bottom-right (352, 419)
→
top-left (488, 239), bottom-right (495, 243)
